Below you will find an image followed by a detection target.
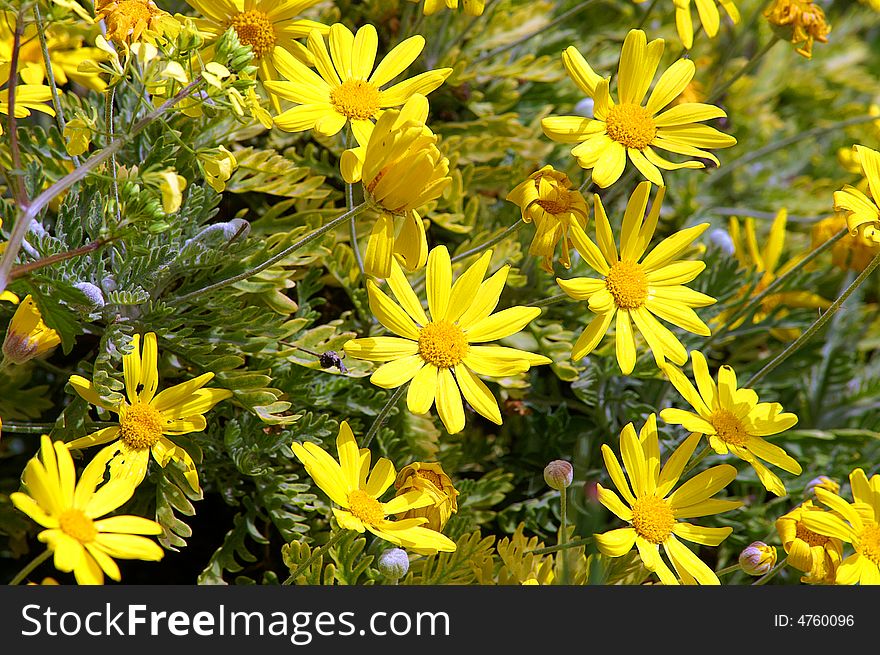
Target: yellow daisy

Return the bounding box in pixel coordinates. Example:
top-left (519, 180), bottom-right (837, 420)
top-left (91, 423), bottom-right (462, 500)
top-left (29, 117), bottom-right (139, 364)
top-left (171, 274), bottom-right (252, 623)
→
top-left (763, 0), bottom-right (830, 59)
top-left (66, 332), bottom-right (233, 492)
top-left (0, 71), bottom-right (55, 136)
top-left (183, 0), bottom-right (327, 109)
top-left (721, 209), bottom-right (829, 340)
top-left (265, 23), bottom-right (452, 145)
top-left (811, 214), bottom-right (880, 272)
top-left (506, 165), bottom-right (590, 273)
top-left (343, 246), bottom-right (551, 434)
top-left (407, 0), bottom-right (485, 15)
top-left (659, 350), bottom-right (802, 496)
top-left (542, 29), bottom-right (736, 188)
top-left (11, 435), bottom-right (164, 585)
top-left (803, 469), bottom-right (880, 585)
top-left (558, 181), bottom-right (715, 374)
top-left (594, 414), bottom-right (741, 585)
top-left (776, 499), bottom-right (843, 584)
top-left (2, 294), bottom-right (61, 365)
top-left (291, 421), bottom-right (456, 554)
top-left (95, 0), bottom-right (171, 47)
top-left (341, 94), bottom-right (450, 279)
top-left (636, 0), bottom-right (740, 51)
top-left (834, 144), bottom-right (880, 245)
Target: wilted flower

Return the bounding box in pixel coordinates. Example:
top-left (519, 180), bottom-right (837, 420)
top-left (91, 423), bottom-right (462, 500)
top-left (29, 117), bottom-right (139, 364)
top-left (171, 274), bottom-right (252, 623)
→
top-left (2, 295), bottom-right (61, 366)
top-left (95, 0), bottom-right (173, 47)
top-left (763, 0), bottom-right (830, 59)
top-left (776, 499), bottom-right (843, 584)
top-left (738, 541), bottom-right (777, 575)
top-left (394, 462), bottom-right (459, 532)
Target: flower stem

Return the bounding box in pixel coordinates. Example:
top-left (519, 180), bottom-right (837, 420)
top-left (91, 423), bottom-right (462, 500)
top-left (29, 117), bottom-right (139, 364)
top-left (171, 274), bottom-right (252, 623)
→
top-left (9, 549), bottom-right (52, 585)
top-left (10, 237), bottom-right (115, 281)
top-left (5, 4), bottom-right (29, 208)
top-left (528, 535), bottom-right (592, 556)
top-left (451, 221), bottom-right (525, 264)
top-left (171, 202), bottom-right (369, 304)
top-left (745, 250), bottom-right (880, 388)
top-left (707, 36), bottom-right (780, 103)
top-left (752, 556), bottom-right (788, 585)
top-left (637, 0), bottom-right (661, 29)
top-left (362, 384), bottom-right (407, 450)
top-left (715, 562), bottom-right (742, 577)
top-left (559, 487), bottom-right (569, 584)
top-left (702, 228), bottom-right (847, 351)
top-left (680, 443), bottom-right (711, 477)
top-left (526, 292), bottom-right (569, 308)
top-left (282, 530), bottom-right (346, 585)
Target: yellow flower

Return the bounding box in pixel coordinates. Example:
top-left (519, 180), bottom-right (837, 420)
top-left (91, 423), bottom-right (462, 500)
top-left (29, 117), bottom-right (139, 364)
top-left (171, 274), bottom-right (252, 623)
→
top-left (721, 209), bottom-right (829, 341)
top-left (95, 0), bottom-right (172, 47)
top-left (63, 116), bottom-right (95, 157)
top-left (541, 29), bottom-right (736, 188)
top-left (407, 0), bottom-right (485, 15)
top-left (558, 181), bottom-right (714, 374)
top-left (344, 246), bottom-right (551, 434)
top-left (184, 0), bottom-right (327, 109)
top-left (506, 165), bottom-right (590, 273)
top-left (143, 169), bottom-right (187, 213)
top-left (0, 13), bottom-right (108, 92)
top-left (291, 421), bottom-right (456, 554)
top-left (660, 350), bottom-right (802, 496)
top-left (2, 295), bottom-right (61, 365)
top-left (0, 70), bottom-right (55, 136)
top-left (811, 214), bottom-right (880, 272)
top-left (393, 462), bottom-right (459, 532)
top-left (802, 469), bottom-right (880, 585)
top-left (198, 145), bottom-right (237, 192)
top-left (66, 332), bottom-right (233, 492)
top-left (834, 144), bottom-right (880, 245)
top-left (341, 94), bottom-right (450, 278)
top-left (11, 435), bottom-right (164, 585)
top-left (266, 23), bottom-right (452, 146)
top-left (776, 499), bottom-right (843, 584)
top-left (763, 0), bottom-right (830, 59)
top-left (594, 414), bottom-right (741, 585)
top-left (634, 0), bottom-right (740, 50)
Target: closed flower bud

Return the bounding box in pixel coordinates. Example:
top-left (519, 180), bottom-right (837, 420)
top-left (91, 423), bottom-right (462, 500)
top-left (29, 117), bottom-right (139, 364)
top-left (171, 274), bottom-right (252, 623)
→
top-left (544, 460), bottom-right (573, 491)
top-left (378, 548), bottom-right (409, 580)
top-left (804, 475), bottom-right (840, 499)
top-left (394, 462), bottom-right (459, 532)
top-left (73, 282), bottom-right (106, 309)
top-left (2, 295), bottom-right (60, 365)
top-left (739, 541), bottom-right (777, 576)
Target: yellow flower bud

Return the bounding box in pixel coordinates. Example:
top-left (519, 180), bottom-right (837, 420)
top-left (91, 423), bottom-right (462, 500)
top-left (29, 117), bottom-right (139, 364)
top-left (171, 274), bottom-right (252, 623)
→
top-left (738, 541), bottom-right (777, 576)
top-left (393, 462), bottom-right (459, 532)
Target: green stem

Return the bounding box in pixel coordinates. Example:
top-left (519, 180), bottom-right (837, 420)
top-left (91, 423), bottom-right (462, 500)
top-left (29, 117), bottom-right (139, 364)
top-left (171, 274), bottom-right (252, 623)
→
top-left (472, 0), bottom-right (599, 65)
top-left (282, 531), bottom-right (346, 585)
top-left (9, 549), bottom-right (52, 585)
top-left (707, 36), bottom-right (780, 103)
top-left (106, 86), bottom-right (122, 226)
top-left (715, 562), bottom-right (742, 577)
top-left (702, 228), bottom-right (847, 351)
top-left (745, 250), bottom-right (880, 388)
top-left (706, 207), bottom-right (828, 223)
top-left (752, 556), bottom-right (788, 585)
top-left (6, 4), bottom-right (28, 208)
top-left (10, 237), bottom-right (114, 281)
top-left (528, 535), bottom-right (592, 555)
top-left (637, 0), bottom-right (660, 29)
top-left (526, 292), bottom-right (569, 308)
top-left (451, 221), bottom-right (525, 264)
top-left (680, 443), bottom-right (711, 477)
top-left (0, 77), bottom-right (204, 294)
top-left (708, 114), bottom-right (880, 187)
top-left (171, 202), bottom-right (369, 304)
top-left (344, 127), bottom-right (365, 278)
top-left (362, 384), bottom-right (407, 449)
top-left (559, 487), bottom-right (569, 584)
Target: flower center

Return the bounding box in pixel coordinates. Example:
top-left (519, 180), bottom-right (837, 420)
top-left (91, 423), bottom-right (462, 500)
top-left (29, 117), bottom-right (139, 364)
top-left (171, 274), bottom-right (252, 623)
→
top-left (416, 470), bottom-right (444, 488)
top-left (119, 401), bottom-right (164, 449)
top-left (58, 508), bottom-right (98, 543)
top-left (630, 495), bottom-right (675, 544)
top-left (857, 523), bottom-right (880, 566)
top-left (330, 79), bottom-right (382, 121)
top-left (229, 10), bottom-right (276, 59)
top-left (795, 522), bottom-right (830, 548)
top-left (417, 321), bottom-right (469, 368)
top-left (605, 103), bottom-right (657, 150)
top-left (347, 489), bottom-right (385, 526)
top-left (536, 197), bottom-right (572, 215)
top-left (709, 409), bottom-right (750, 446)
top-left (605, 260), bottom-right (649, 309)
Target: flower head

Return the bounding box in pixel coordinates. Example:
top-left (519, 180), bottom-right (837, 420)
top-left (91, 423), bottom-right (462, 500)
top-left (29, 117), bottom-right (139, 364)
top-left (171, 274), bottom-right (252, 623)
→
top-left (542, 29), bottom-right (735, 188)
top-left (344, 246), bottom-right (551, 434)
top-left (640, 0), bottom-right (740, 50)
top-left (266, 23), bottom-right (452, 145)
top-left (291, 421), bottom-right (456, 554)
top-left (802, 468), bottom-right (880, 585)
top-left (776, 499), bottom-right (843, 583)
top-left (763, 0), bottom-right (830, 59)
top-left (738, 541), bottom-right (777, 575)
top-left (558, 181), bottom-right (714, 374)
top-left (594, 415), bottom-right (741, 585)
top-left (95, 0), bottom-right (172, 47)
top-left (833, 145), bottom-right (880, 245)
top-left (721, 209), bottom-right (830, 340)
top-left (2, 295), bottom-right (61, 365)
top-left (393, 461), bottom-right (459, 532)
top-left (544, 459), bottom-right (574, 491)
top-left (408, 0), bottom-right (485, 15)
top-left (341, 95), bottom-right (451, 278)
top-left (66, 333), bottom-right (233, 492)
top-left (0, 69), bottom-right (55, 136)
top-left (660, 350), bottom-right (802, 496)
top-left (198, 146), bottom-right (237, 192)
top-left (812, 214), bottom-right (880, 272)
top-left (11, 435), bottom-right (164, 585)
top-left (506, 165), bottom-right (589, 273)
